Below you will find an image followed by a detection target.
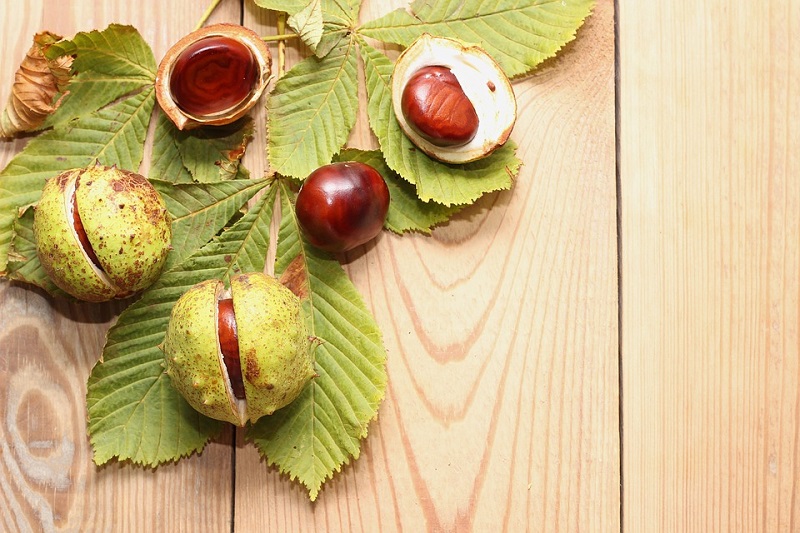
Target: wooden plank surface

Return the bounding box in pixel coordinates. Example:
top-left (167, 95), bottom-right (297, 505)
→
top-left (620, 0), bottom-right (800, 531)
top-left (0, 0), bottom-right (619, 531)
top-left (236, 0), bottom-right (618, 531)
top-left (0, 3), bottom-right (242, 532)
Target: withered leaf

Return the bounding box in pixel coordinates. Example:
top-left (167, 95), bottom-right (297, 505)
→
top-left (0, 31), bottom-right (72, 138)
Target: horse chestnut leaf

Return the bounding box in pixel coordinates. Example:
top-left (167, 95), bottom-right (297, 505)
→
top-left (295, 162), bottom-right (390, 253)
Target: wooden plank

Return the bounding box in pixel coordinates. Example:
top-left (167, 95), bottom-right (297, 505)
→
top-left (0, 2), bottom-right (240, 531)
top-left (235, 1), bottom-right (619, 531)
top-left (620, 0), bottom-right (800, 531)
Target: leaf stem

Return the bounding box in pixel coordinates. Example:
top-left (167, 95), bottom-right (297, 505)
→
top-left (277, 13), bottom-right (287, 77)
top-left (262, 33), bottom-right (300, 43)
top-left (194, 0), bottom-right (222, 31)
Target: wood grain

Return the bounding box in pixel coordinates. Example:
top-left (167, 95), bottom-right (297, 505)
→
top-left (0, 0), bottom-right (619, 531)
top-left (235, 1), bottom-right (619, 531)
top-left (0, 2), bottom-right (240, 532)
top-left (620, 0), bottom-right (800, 531)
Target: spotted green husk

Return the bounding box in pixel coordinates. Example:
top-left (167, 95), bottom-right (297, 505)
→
top-left (74, 165), bottom-right (171, 293)
top-left (163, 279), bottom-right (242, 425)
top-left (231, 272), bottom-right (315, 423)
top-left (33, 169), bottom-right (117, 301)
top-left (163, 273), bottom-right (315, 426)
top-left (33, 165), bottom-right (171, 301)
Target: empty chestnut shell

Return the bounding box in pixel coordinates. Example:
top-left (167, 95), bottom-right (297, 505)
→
top-left (295, 162), bottom-right (390, 253)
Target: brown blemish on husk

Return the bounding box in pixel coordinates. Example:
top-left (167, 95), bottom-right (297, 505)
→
top-left (244, 350), bottom-right (260, 382)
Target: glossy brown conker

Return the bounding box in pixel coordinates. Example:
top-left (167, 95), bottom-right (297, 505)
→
top-left (169, 36), bottom-right (259, 118)
top-left (217, 298), bottom-right (245, 399)
top-left (400, 65), bottom-right (479, 147)
top-left (155, 24), bottom-right (272, 130)
top-left (295, 162), bottom-right (390, 253)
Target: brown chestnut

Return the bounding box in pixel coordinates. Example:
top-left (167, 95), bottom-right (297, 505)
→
top-left (400, 65), bottom-right (479, 147)
top-left (295, 162), bottom-right (390, 253)
top-left (391, 34), bottom-right (517, 164)
top-left (217, 298), bottom-right (245, 399)
top-left (169, 35), bottom-right (259, 118)
top-left (156, 24), bottom-right (272, 130)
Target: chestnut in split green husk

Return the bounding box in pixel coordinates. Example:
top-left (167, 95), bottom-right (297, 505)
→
top-left (33, 165), bottom-right (172, 302)
top-left (162, 272), bottom-right (316, 426)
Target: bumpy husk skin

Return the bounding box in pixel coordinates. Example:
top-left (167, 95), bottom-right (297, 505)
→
top-left (74, 166), bottom-right (171, 293)
top-left (163, 273), bottom-right (315, 426)
top-left (33, 169), bottom-right (117, 301)
top-left (231, 272), bottom-right (315, 423)
top-left (33, 165), bottom-right (172, 302)
top-left (163, 280), bottom-right (242, 425)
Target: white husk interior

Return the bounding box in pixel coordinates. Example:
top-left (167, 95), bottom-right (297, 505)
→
top-left (392, 35), bottom-right (516, 163)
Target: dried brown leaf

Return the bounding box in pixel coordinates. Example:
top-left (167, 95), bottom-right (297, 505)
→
top-left (0, 31), bottom-right (73, 138)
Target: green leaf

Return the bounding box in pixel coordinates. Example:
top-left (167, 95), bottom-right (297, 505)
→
top-left (248, 181), bottom-right (387, 501)
top-left (44, 24), bottom-right (156, 125)
top-left (359, 40), bottom-right (521, 205)
top-left (150, 112), bottom-right (194, 184)
top-left (359, 0), bottom-right (595, 78)
top-left (315, 0), bottom-right (361, 57)
top-left (252, 0), bottom-right (310, 16)
top-left (152, 178), bottom-right (269, 271)
top-left (179, 120), bottom-right (253, 183)
top-left (4, 208), bottom-right (66, 296)
top-left (87, 187), bottom-right (277, 466)
top-left (314, 25), bottom-right (349, 59)
top-left (334, 149), bottom-right (461, 234)
top-left (288, 0), bottom-right (324, 52)
top-left (0, 87), bottom-right (155, 273)
top-left (321, 0), bottom-right (360, 26)
top-left (255, 0), bottom-right (357, 58)
top-left (267, 38), bottom-right (359, 179)
top-left (151, 114), bottom-right (253, 185)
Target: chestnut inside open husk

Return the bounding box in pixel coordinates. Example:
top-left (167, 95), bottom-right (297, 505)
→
top-left (155, 23), bottom-right (272, 130)
top-left (163, 273), bottom-right (316, 426)
top-left (33, 165), bottom-right (172, 302)
top-left (392, 34), bottom-right (517, 164)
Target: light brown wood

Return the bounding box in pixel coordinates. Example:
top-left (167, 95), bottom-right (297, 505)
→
top-left (620, 0), bottom-right (800, 531)
top-left (0, 2), bottom-right (240, 532)
top-left (235, 1), bottom-right (619, 531)
top-left (0, 0), bottom-right (619, 531)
